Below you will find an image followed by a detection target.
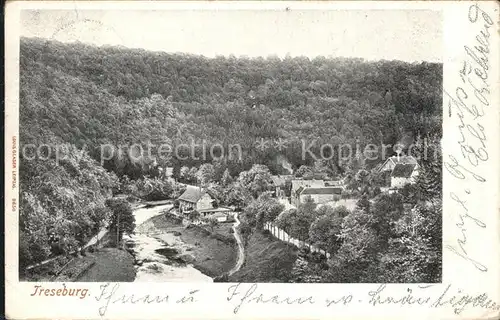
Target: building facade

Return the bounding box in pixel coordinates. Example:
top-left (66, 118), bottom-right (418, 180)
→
top-left (390, 163), bottom-right (418, 188)
top-left (178, 186), bottom-right (214, 212)
top-left (294, 186), bottom-right (343, 206)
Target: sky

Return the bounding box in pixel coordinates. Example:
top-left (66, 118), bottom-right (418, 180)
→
top-left (21, 9), bottom-right (442, 62)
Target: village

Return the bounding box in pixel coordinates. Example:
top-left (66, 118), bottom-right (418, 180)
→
top-left (159, 153), bottom-right (421, 244)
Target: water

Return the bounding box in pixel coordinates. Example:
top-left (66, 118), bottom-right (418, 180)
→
top-left (133, 204), bottom-right (174, 225)
top-left (125, 204), bottom-right (213, 282)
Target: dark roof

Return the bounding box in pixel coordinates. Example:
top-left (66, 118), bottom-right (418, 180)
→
top-left (291, 179), bottom-right (325, 192)
top-left (178, 186), bottom-right (208, 203)
top-left (396, 156), bottom-right (418, 165)
top-left (295, 186), bottom-right (305, 195)
top-left (300, 187), bottom-right (342, 195)
top-left (324, 180), bottom-right (343, 187)
top-left (391, 164), bottom-right (417, 178)
top-left (377, 155), bottom-right (418, 172)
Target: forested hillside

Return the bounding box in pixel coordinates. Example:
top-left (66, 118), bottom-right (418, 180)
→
top-left (21, 37), bottom-right (442, 176)
top-left (19, 37), bottom-right (442, 273)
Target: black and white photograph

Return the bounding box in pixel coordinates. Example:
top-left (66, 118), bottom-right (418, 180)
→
top-left (17, 8), bottom-right (444, 284)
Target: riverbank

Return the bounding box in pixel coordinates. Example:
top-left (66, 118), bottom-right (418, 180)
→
top-left (142, 213), bottom-right (238, 278)
top-left (53, 246), bottom-right (135, 282)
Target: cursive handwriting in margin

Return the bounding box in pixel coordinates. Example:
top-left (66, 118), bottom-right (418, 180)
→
top-left (443, 3), bottom-right (493, 272)
top-left (95, 283), bottom-right (198, 316)
top-left (91, 283), bottom-right (500, 316)
top-left (225, 283), bottom-right (500, 315)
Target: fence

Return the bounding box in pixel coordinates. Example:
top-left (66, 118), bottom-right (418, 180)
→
top-left (263, 222), bottom-right (331, 259)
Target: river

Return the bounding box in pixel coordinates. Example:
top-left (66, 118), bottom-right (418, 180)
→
top-left (123, 204), bottom-right (213, 282)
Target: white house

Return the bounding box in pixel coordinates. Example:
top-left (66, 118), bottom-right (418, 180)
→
top-left (390, 163), bottom-right (418, 188)
top-left (291, 179), bottom-right (325, 206)
top-left (291, 179), bottom-right (324, 195)
top-left (295, 186), bottom-right (342, 206)
top-left (376, 155), bottom-right (418, 186)
top-left (178, 186), bottom-right (215, 212)
top-left (178, 185), bottom-right (234, 221)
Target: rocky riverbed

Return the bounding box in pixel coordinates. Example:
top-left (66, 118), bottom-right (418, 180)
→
top-left (124, 205), bottom-right (213, 282)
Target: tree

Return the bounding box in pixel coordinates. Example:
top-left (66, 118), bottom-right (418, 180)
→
top-left (369, 193), bottom-right (405, 248)
top-left (414, 135), bottom-right (442, 200)
top-left (196, 163), bottom-right (215, 186)
top-left (224, 183), bottom-right (252, 208)
top-left (313, 159), bottom-right (330, 179)
top-left (276, 208), bottom-right (298, 232)
top-left (106, 198), bottom-right (135, 246)
top-left (221, 168), bottom-right (233, 187)
top-left (140, 176), bottom-right (173, 201)
top-left (378, 199), bottom-right (442, 282)
top-left (290, 214), bottom-right (315, 242)
top-left (188, 210), bottom-right (201, 221)
top-left (208, 216), bottom-right (219, 232)
top-left (297, 196), bottom-right (317, 217)
top-left (315, 205), bottom-right (336, 218)
top-left (295, 165), bottom-right (312, 178)
top-left (172, 165), bottom-right (181, 181)
top-left (180, 166), bottom-right (190, 181)
top-left (326, 209), bottom-right (378, 282)
top-left (288, 197), bottom-right (317, 241)
top-left (332, 205), bottom-right (351, 218)
top-left (244, 192), bottom-right (284, 229)
top-left (309, 210), bottom-right (344, 254)
top-left (188, 167), bottom-right (199, 184)
top-left (356, 195), bottom-right (371, 213)
top-left (237, 164), bottom-right (272, 198)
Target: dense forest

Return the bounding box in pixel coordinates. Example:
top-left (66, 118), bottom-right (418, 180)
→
top-left (20, 37), bottom-right (442, 176)
top-left (19, 37), bottom-right (442, 278)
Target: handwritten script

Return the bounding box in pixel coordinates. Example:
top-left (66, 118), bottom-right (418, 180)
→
top-left (95, 283), bottom-right (199, 316)
top-left (92, 283), bottom-right (499, 317)
top-left (443, 3), bottom-right (492, 272)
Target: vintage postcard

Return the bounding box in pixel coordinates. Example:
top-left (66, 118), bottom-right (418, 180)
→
top-left (4, 1), bottom-right (499, 319)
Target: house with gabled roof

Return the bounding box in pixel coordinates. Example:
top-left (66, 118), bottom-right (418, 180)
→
top-left (375, 155), bottom-right (418, 186)
top-left (295, 186), bottom-right (343, 206)
top-left (291, 179), bottom-right (325, 206)
top-left (377, 155), bottom-right (418, 173)
top-left (391, 163), bottom-right (418, 188)
top-left (178, 185), bottom-right (235, 221)
top-left (291, 179), bottom-right (325, 195)
top-left (178, 186), bottom-right (215, 212)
